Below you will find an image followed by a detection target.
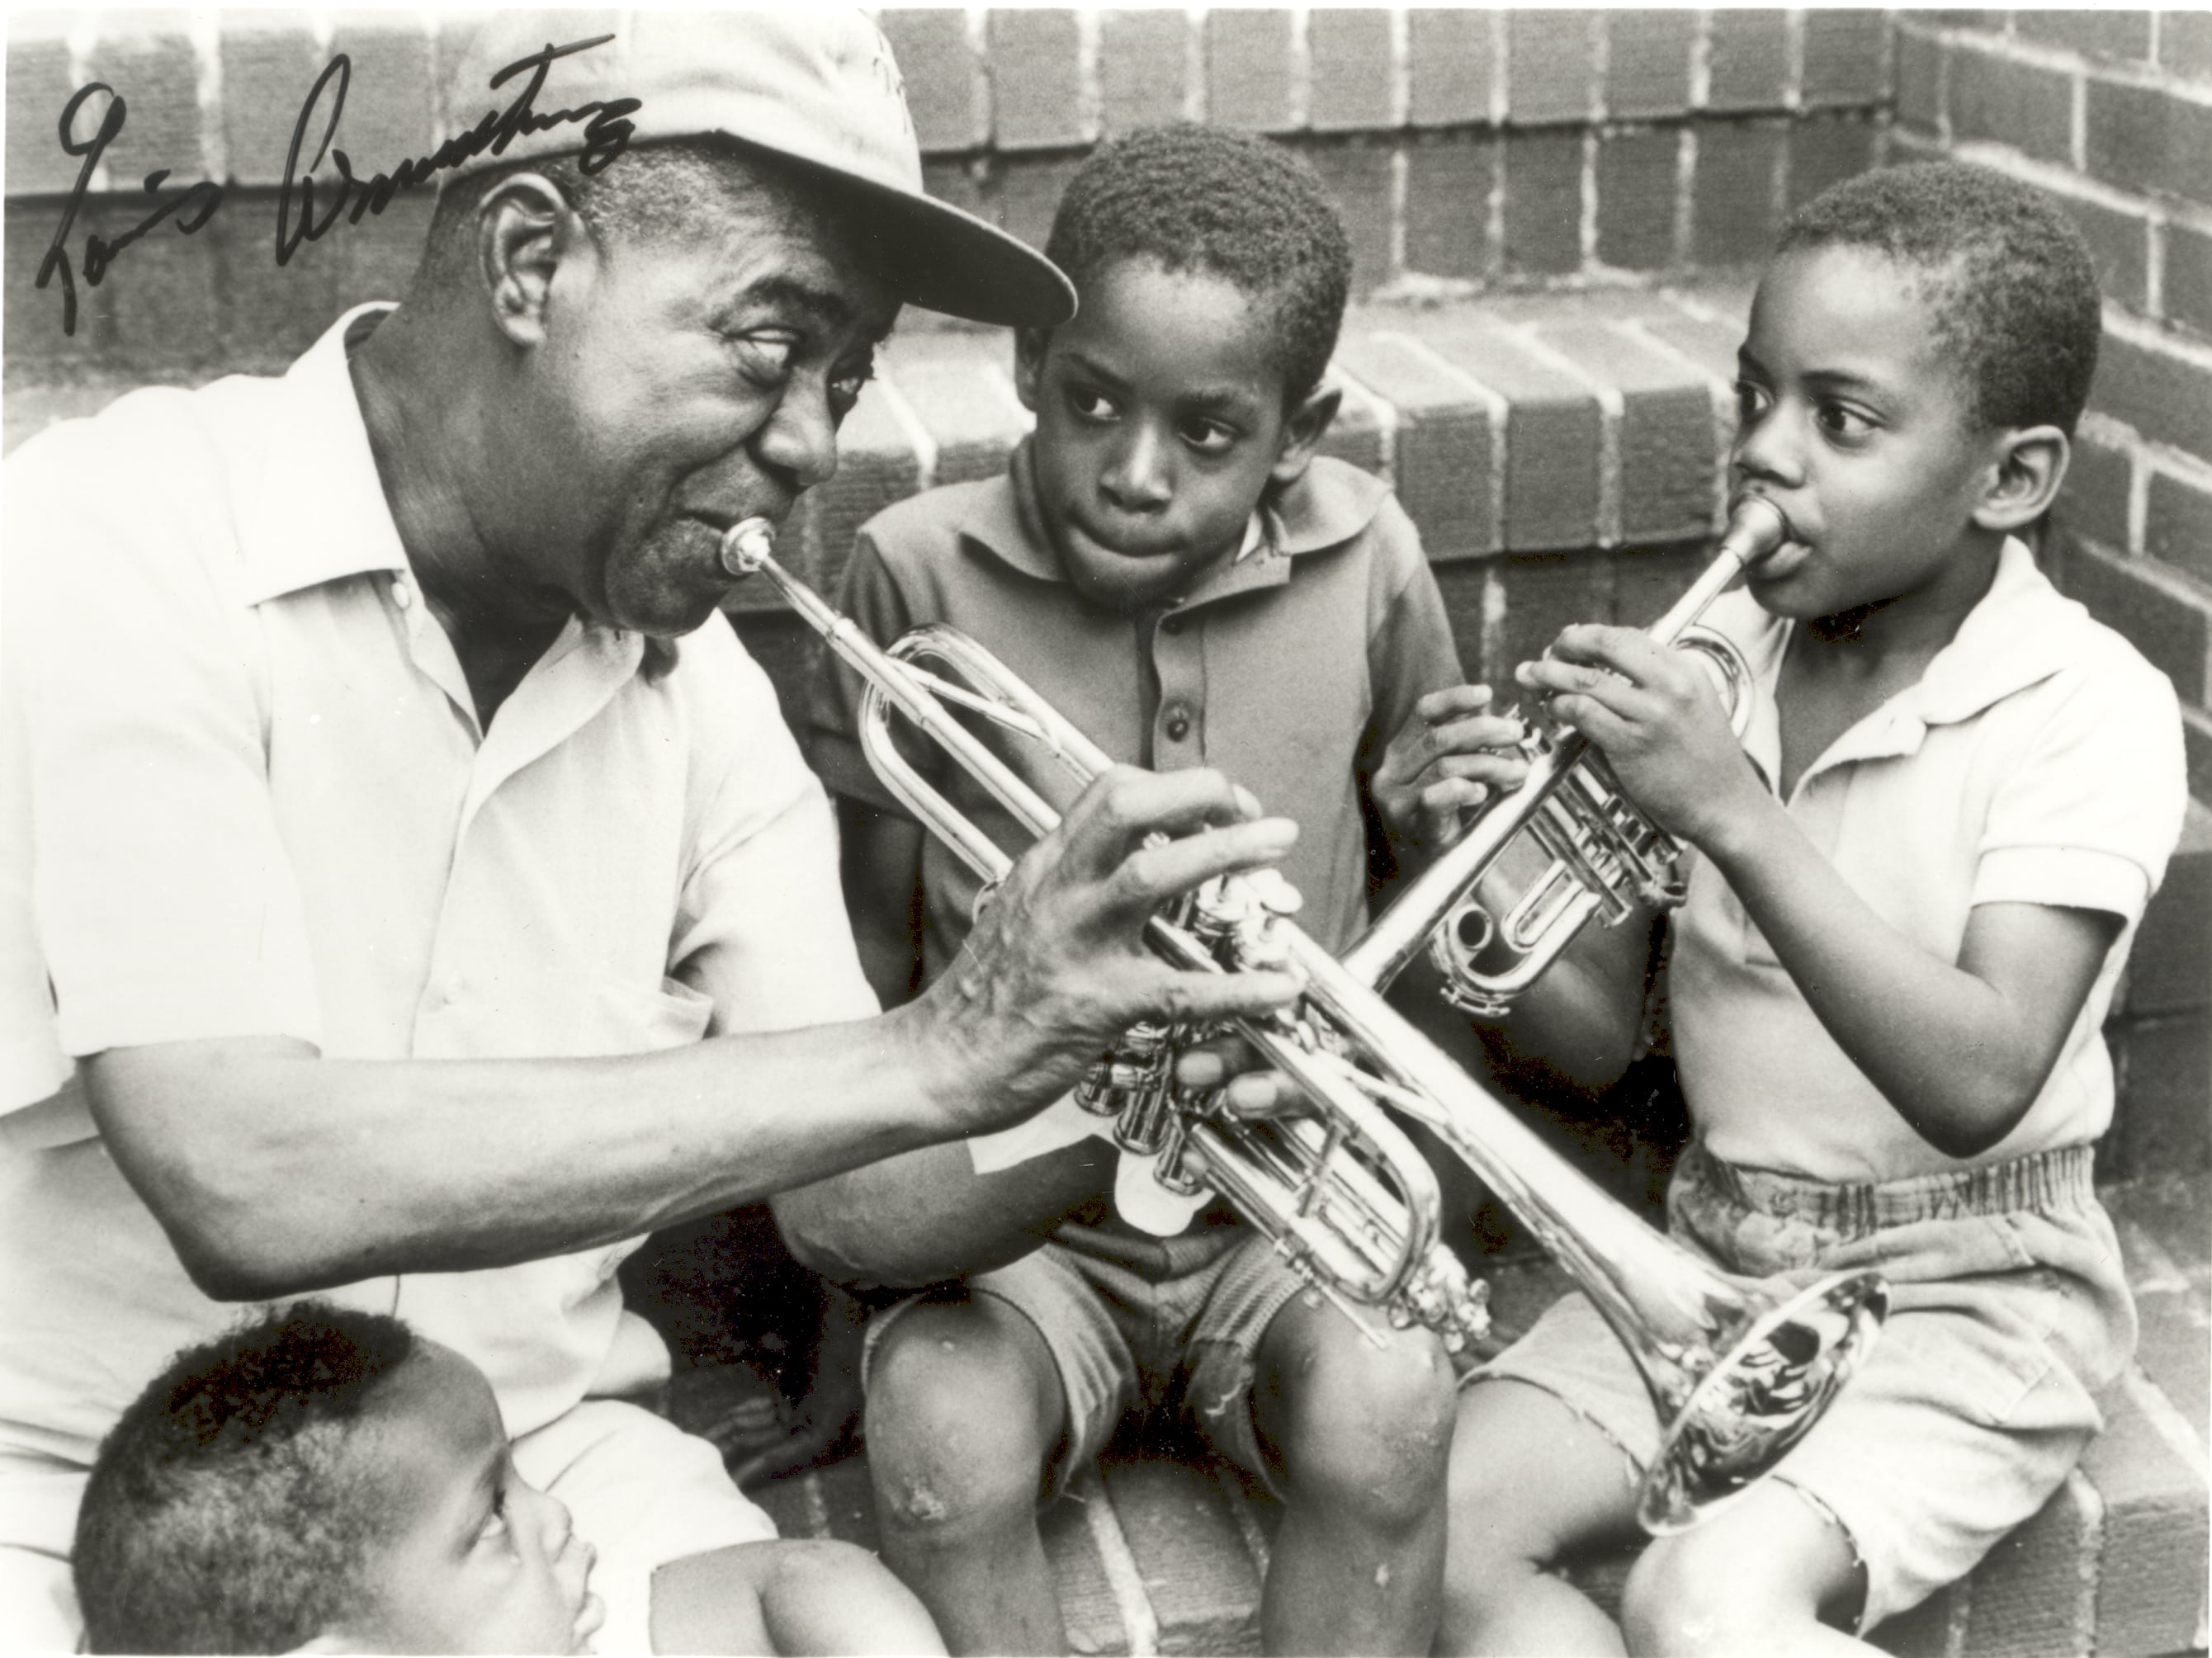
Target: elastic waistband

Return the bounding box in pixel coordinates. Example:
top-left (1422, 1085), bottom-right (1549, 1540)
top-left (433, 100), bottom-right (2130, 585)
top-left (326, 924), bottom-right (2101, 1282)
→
top-left (1683, 1140), bottom-right (2098, 1235)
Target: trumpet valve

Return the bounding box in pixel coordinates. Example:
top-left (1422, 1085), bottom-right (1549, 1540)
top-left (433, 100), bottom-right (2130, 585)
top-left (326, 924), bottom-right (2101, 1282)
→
top-left (1074, 1022), bottom-right (1175, 1131)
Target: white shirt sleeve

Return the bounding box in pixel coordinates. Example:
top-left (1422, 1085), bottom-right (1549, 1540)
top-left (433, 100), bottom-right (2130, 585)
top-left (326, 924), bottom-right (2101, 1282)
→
top-left (1970, 642), bottom-right (2189, 926)
top-left (5, 418), bottom-right (324, 1062)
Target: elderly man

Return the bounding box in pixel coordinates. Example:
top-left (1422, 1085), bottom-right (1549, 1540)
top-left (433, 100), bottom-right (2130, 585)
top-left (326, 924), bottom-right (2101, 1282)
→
top-left (0, 14), bottom-right (1303, 1652)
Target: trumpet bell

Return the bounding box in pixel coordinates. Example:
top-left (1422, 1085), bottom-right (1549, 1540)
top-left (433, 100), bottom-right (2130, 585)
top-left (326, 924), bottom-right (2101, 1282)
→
top-left (1637, 1268), bottom-right (1890, 1533)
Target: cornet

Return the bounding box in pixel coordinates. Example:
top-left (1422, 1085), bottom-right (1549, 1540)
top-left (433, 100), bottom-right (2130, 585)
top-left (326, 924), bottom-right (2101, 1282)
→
top-left (721, 513), bottom-right (1884, 1533)
top-left (1343, 495), bottom-right (1790, 1016)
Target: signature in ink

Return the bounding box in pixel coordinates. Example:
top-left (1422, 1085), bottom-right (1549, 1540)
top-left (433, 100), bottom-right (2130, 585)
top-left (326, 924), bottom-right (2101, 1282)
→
top-left (277, 35), bottom-right (640, 267)
top-left (36, 84), bottom-right (226, 338)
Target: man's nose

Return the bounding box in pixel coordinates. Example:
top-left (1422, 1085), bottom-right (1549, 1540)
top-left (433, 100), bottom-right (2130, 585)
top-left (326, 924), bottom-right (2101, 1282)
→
top-left (1101, 424), bottom-right (1172, 513)
top-left (753, 378), bottom-right (843, 492)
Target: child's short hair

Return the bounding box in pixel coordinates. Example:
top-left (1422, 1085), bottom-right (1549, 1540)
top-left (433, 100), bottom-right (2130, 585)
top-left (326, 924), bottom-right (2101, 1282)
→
top-left (1044, 123), bottom-right (1353, 404)
top-left (73, 1305), bottom-right (419, 1655)
top-left (1776, 160), bottom-right (2102, 435)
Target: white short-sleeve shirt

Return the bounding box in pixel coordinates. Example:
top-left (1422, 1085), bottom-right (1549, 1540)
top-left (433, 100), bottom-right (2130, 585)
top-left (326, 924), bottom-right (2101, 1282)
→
top-left (0, 307), bottom-right (877, 1461)
top-left (1672, 538), bottom-right (2189, 1184)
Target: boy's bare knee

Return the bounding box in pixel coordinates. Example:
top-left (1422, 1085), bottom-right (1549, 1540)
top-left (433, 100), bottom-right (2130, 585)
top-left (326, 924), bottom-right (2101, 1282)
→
top-left (864, 1304), bottom-right (1056, 1535)
top-left (1263, 1315), bottom-right (1454, 1523)
top-left (1621, 1500), bottom-right (1850, 1658)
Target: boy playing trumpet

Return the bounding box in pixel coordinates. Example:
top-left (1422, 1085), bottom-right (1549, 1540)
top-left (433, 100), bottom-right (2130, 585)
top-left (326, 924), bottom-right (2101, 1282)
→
top-left (1442, 163), bottom-right (2189, 1654)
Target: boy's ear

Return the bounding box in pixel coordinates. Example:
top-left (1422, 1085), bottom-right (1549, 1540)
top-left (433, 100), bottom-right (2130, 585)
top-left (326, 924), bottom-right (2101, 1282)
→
top-left (1013, 327), bottom-right (1049, 413)
top-left (1972, 424), bottom-right (2070, 534)
top-left (1269, 382), bottom-right (1341, 489)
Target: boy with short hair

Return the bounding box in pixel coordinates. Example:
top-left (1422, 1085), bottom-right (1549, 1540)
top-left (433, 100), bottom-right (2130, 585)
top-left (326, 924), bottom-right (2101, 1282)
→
top-left (73, 1306), bottom-right (939, 1656)
top-left (1440, 162), bottom-right (2188, 1653)
top-left (792, 124), bottom-right (1505, 1656)
top-left (74, 1306), bottom-right (604, 1655)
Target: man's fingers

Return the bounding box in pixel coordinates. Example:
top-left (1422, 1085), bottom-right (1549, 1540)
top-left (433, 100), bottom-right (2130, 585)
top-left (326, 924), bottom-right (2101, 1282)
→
top-left (1173, 1034), bottom-right (1258, 1093)
top-left (1144, 965), bottom-right (1305, 1028)
top-left (1057, 765), bottom-right (1264, 880)
top-left (1103, 815), bottom-right (1299, 920)
top-left (1217, 1069), bottom-right (1312, 1120)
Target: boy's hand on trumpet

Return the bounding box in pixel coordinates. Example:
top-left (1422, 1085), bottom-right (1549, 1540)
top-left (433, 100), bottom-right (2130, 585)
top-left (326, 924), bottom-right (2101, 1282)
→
top-left (913, 764), bottom-right (1308, 1136)
top-left (1373, 684), bottom-right (1534, 858)
top-left (1516, 625), bottom-right (1765, 846)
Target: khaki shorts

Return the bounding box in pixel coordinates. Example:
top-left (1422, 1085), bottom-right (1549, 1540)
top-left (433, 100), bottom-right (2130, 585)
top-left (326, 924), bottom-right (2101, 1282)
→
top-left (1476, 1140), bottom-right (2134, 1631)
top-left (0, 1398), bottom-right (774, 1656)
top-left (866, 1223), bottom-right (1309, 1500)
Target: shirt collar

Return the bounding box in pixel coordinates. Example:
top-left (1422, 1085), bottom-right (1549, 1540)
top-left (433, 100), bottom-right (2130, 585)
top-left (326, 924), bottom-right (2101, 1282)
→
top-left (1717, 536), bottom-right (2085, 789)
top-left (959, 436), bottom-right (1390, 602)
top-left (1908, 536), bottom-right (2084, 725)
top-left (234, 304), bottom-right (414, 607)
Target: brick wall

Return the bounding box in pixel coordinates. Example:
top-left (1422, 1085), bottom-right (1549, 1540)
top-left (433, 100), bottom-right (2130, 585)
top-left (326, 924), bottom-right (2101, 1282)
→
top-left (1887, 12), bottom-right (2212, 1179)
top-left (1890, 10), bottom-right (2212, 806)
top-left (2, 7), bottom-right (1886, 381)
top-left (882, 7), bottom-right (1887, 294)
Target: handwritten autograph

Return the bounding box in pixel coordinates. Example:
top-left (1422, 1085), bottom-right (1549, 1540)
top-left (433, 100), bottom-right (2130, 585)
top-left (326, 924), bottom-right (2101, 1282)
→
top-left (37, 35), bottom-right (640, 335)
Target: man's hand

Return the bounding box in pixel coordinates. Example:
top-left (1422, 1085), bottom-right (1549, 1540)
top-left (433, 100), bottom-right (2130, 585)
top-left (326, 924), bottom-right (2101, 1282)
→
top-left (909, 765), bottom-right (1306, 1137)
top-left (1372, 684), bottom-right (1534, 857)
top-left (1515, 625), bottom-right (1765, 846)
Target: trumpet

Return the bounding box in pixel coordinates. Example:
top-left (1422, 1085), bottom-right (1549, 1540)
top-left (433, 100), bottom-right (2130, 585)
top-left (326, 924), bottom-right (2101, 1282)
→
top-left (721, 514), bottom-right (1884, 1533)
top-left (1344, 496), bottom-right (1789, 1017)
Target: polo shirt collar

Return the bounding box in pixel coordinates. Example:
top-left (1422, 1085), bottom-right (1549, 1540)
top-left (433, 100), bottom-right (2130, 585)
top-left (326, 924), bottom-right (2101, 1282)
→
top-left (962, 437), bottom-right (1390, 605)
top-left (1907, 537), bottom-right (2083, 725)
top-left (234, 304), bottom-right (414, 607)
top-left (1732, 536), bottom-right (2082, 792)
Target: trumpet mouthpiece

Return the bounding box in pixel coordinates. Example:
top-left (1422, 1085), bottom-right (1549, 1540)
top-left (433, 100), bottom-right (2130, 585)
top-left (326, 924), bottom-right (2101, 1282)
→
top-left (719, 517), bottom-right (778, 579)
top-left (1721, 497), bottom-right (1790, 568)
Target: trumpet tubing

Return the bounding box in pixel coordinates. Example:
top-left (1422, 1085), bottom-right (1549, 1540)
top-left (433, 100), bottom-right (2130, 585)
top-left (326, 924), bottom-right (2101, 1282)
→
top-left (1343, 495), bottom-right (1789, 1013)
top-left (721, 513), bottom-right (1886, 1533)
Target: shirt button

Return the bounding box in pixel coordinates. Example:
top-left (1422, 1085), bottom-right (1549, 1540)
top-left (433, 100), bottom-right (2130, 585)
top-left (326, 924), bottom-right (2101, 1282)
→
top-left (1163, 704), bottom-right (1193, 743)
top-left (390, 577), bottom-right (414, 609)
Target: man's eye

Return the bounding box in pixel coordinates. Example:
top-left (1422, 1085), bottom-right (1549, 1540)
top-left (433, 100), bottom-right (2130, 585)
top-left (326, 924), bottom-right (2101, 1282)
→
top-left (1732, 380), bottom-right (1771, 423)
top-left (1179, 418), bottom-right (1236, 456)
top-left (735, 335), bottom-right (797, 384)
top-left (1816, 401), bottom-right (1875, 440)
top-left (1068, 387), bottom-right (1117, 423)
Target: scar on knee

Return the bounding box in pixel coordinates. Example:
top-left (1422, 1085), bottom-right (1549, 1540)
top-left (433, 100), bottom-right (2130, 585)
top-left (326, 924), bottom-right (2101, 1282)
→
top-left (898, 1481), bottom-right (949, 1524)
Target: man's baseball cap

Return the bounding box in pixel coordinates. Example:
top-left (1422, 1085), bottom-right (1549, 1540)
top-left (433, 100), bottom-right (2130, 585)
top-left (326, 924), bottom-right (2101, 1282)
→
top-left (438, 10), bottom-right (1075, 328)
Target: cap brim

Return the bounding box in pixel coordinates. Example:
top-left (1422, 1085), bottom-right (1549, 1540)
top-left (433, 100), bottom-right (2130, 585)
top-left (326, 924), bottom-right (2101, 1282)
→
top-left (746, 143), bottom-right (1074, 329)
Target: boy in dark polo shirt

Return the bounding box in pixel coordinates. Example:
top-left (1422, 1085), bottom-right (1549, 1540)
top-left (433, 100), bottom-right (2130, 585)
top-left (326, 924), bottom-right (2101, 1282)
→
top-left (801, 125), bottom-right (1510, 1656)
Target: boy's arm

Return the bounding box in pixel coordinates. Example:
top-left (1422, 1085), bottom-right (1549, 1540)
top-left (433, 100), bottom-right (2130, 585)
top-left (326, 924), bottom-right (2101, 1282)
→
top-left (1523, 623), bottom-right (2172, 1157)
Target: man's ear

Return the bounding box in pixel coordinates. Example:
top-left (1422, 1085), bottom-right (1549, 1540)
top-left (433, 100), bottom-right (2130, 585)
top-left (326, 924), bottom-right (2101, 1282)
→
top-left (1013, 327), bottom-right (1050, 413)
top-left (1269, 381), bottom-right (1342, 489)
top-left (476, 172), bottom-right (586, 349)
top-left (1973, 424), bottom-right (2069, 534)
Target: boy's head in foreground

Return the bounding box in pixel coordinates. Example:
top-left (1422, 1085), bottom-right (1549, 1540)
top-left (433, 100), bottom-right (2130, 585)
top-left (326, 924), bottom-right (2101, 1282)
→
top-left (73, 1306), bottom-right (602, 1655)
top-left (1734, 160), bottom-right (2101, 626)
top-left (1019, 123), bottom-right (1354, 614)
